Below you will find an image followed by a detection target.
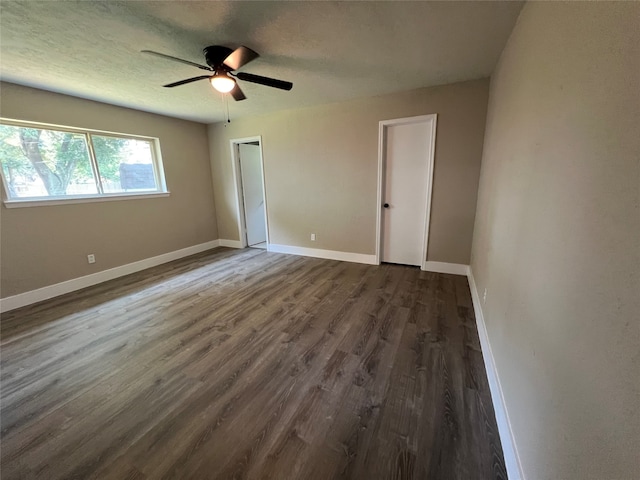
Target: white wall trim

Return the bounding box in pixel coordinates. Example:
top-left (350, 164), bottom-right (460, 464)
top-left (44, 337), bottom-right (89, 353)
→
top-left (218, 239), bottom-right (243, 248)
top-left (422, 261), bottom-right (469, 276)
top-left (0, 240), bottom-right (223, 313)
top-left (3, 192), bottom-right (171, 209)
top-left (467, 269), bottom-right (525, 480)
top-left (376, 114), bottom-right (438, 267)
top-left (268, 244), bottom-right (377, 265)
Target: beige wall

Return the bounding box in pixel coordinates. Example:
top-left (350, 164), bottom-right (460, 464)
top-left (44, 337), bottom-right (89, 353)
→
top-left (471, 3), bottom-right (639, 479)
top-left (208, 79), bottom-right (489, 264)
top-left (0, 82), bottom-right (218, 298)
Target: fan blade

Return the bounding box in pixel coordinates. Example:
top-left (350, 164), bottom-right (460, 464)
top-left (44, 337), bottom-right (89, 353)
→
top-left (223, 46), bottom-right (259, 71)
top-left (163, 75), bottom-right (211, 88)
top-left (230, 84), bottom-right (247, 101)
top-left (236, 72), bottom-right (293, 91)
top-left (142, 50), bottom-right (212, 71)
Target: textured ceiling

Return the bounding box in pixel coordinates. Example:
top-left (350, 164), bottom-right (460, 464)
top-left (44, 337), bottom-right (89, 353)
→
top-left (0, 1), bottom-right (523, 124)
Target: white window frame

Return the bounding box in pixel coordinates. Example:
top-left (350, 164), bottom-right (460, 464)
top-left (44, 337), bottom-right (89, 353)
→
top-left (0, 118), bottom-right (169, 208)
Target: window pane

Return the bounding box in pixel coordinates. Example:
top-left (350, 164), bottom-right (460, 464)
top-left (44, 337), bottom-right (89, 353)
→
top-left (0, 125), bottom-right (97, 198)
top-left (92, 135), bottom-right (158, 193)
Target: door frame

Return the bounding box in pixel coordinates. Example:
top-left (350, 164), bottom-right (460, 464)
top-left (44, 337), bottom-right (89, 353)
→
top-left (375, 114), bottom-right (437, 270)
top-left (229, 136), bottom-right (270, 248)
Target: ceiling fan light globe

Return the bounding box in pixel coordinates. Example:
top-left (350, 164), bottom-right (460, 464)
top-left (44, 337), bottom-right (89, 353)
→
top-left (210, 75), bottom-right (236, 93)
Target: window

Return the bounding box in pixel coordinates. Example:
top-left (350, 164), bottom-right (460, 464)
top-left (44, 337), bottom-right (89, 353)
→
top-left (0, 120), bottom-right (167, 205)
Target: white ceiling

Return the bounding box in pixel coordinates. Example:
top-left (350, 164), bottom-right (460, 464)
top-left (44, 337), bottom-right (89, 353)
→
top-left (0, 1), bottom-right (523, 124)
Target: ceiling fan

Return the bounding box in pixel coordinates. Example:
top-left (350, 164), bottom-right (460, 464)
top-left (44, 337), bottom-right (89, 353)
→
top-left (141, 45), bottom-right (293, 101)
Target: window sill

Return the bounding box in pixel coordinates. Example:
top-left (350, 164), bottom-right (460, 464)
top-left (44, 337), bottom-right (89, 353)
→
top-left (3, 192), bottom-right (171, 208)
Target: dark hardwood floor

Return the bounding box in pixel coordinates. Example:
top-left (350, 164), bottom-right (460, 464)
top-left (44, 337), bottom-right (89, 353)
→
top-left (0, 247), bottom-right (506, 479)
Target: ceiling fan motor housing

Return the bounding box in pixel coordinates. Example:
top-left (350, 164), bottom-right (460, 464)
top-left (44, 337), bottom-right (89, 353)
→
top-left (203, 46), bottom-right (234, 70)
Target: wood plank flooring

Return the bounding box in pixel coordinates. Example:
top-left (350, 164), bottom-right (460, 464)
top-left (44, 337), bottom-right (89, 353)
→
top-left (0, 247), bottom-right (506, 479)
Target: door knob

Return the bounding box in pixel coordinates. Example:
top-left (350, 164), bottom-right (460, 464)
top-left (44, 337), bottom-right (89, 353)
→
top-left (383, 203), bottom-right (389, 208)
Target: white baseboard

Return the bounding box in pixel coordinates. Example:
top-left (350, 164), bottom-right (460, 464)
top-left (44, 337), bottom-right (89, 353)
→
top-left (467, 269), bottom-right (525, 480)
top-left (218, 239), bottom-right (243, 248)
top-left (422, 260), bottom-right (470, 275)
top-left (0, 239), bottom-right (223, 313)
top-left (268, 244), bottom-right (377, 265)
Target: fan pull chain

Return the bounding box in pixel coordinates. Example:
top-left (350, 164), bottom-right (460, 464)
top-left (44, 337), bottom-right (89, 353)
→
top-left (220, 92), bottom-right (231, 126)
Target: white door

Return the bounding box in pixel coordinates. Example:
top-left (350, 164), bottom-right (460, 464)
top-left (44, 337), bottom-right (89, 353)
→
top-left (381, 118), bottom-right (435, 266)
top-left (239, 143), bottom-right (267, 247)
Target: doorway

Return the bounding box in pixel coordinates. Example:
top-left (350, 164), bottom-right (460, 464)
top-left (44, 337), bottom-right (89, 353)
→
top-left (375, 114), bottom-right (437, 269)
top-left (230, 136), bottom-right (269, 249)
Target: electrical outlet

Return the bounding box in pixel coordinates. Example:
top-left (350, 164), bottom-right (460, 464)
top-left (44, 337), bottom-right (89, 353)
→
top-left (483, 288), bottom-right (487, 304)
top-left (87, 254), bottom-right (96, 264)
top-left (311, 233), bottom-right (316, 241)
